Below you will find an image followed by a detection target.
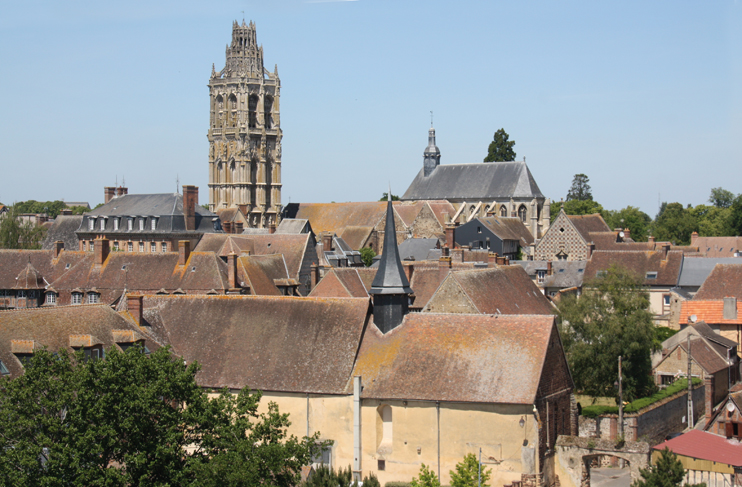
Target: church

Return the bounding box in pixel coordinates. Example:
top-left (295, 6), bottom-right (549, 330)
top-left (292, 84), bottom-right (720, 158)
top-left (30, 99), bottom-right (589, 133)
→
top-left (402, 127), bottom-right (551, 239)
top-left (207, 21), bottom-right (282, 229)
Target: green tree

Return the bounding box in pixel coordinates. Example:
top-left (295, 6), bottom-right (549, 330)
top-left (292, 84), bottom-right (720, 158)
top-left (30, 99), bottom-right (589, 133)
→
top-left (604, 206), bottom-right (652, 242)
top-left (555, 265), bottom-right (658, 401)
top-left (652, 203), bottom-right (698, 245)
top-left (449, 453), bottom-right (491, 487)
top-left (730, 194), bottom-right (742, 236)
top-left (631, 448), bottom-right (705, 487)
top-left (411, 463), bottom-right (441, 487)
top-left (483, 128), bottom-right (516, 162)
top-left (708, 187), bottom-right (735, 209)
top-left (0, 205), bottom-right (47, 249)
top-left (0, 346), bottom-right (322, 486)
top-left (13, 200), bottom-right (70, 218)
top-left (301, 465), bottom-right (353, 487)
top-left (360, 247), bottom-right (377, 267)
top-left (379, 192), bottom-right (400, 201)
top-left (551, 199), bottom-right (606, 224)
top-left (688, 205), bottom-right (733, 237)
top-left (566, 174), bottom-right (593, 201)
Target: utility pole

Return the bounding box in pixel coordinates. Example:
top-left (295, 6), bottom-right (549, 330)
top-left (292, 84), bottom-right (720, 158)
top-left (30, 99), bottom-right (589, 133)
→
top-left (478, 447), bottom-right (482, 487)
top-left (618, 356), bottom-right (623, 439)
top-left (687, 335), bottom-right (694, 428)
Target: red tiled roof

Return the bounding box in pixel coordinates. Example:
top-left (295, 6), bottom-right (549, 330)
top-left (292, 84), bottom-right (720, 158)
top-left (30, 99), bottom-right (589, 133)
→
top-left (695, 264), bottom-right (742, 300)
top-left (293, 202), bottom-right (386, 235)
top-left (653, 430), bottom-right (742, 467)
top-left (568, 214), bottom-right (611, 238)
top-left (351, 313), bottom-right (559, 404)
top-left (680, 300), bottom-right (741, 325)
top-left (584, 250), bottom-right (683, 286)
top-left (693, 237), bottom-right (742, 258)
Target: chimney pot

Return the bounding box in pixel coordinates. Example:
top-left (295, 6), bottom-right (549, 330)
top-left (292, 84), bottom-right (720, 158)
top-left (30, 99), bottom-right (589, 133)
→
top-left (234, 221), bottom-right (244, 234)
top-left (445, 223), bottom-right (456, 250)
top-left (227, 252), bottom-right (238, 289)
top-left (691, 231), bottom-right (699, 246)
top-left (223, 221), bottom-right (233, 234)
top-left (488, 252), bottom-right (497, 265)
top-left (310, 263), bottom-right (320, 290)
top-left (322, 233), bottom-right (333, 251)
top-left (178, 240), bottom-right (191, 266)
top-left (182, 185), bottom-right (198, 231)
top-left (94, 236), bottom-right (110, 265)
top-left (104, 187), bottom-right (116, 204)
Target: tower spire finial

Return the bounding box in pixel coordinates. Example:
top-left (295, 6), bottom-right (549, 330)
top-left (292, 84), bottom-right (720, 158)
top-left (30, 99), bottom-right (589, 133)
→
top-left (430, 110), bottom-right (433, 128)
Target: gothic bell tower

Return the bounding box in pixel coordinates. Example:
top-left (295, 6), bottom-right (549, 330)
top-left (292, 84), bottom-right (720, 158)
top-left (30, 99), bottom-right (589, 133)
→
top-left (208, 20), bottom-right (282, 228)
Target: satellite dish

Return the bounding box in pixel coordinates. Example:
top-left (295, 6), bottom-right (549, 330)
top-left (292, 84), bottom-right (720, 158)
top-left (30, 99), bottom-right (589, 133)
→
top-left (619, 231), bottom-right (625, 238)
top-left (690, 315), bottom-right (697, 323)
top-left (728, 402), bottom-right (735, 413)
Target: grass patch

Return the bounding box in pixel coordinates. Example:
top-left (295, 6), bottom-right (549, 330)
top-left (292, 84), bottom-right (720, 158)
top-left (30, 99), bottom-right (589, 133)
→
top-left (581, 378), bottom-right (701, 418)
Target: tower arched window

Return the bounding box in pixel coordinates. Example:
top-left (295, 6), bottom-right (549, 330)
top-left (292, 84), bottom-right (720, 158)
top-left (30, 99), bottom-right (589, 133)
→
top-left (264, 95), bottom-right (273, 129)
top-left (248, 95), bottom-right (259, 128)
top-left (500, 205), bottom-right (508, 217)
top-left (216, 95), bottom-right (224, 126)
top-left (229, 161), bottom-right (236, 184)
top-left (518, 205), bottom-right (527, 222)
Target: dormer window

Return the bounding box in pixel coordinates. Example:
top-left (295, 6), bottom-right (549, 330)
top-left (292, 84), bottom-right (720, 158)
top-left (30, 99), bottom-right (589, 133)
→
top-left (99, 218), bottom-right (106, 231)
top-left (537, 270), bottom-right (546, 284)
top-left (127, 218), bottom-right (133, 231)
top-left (88, 218), bottom-right (95, 230)
top-left (87, 292), bottom-right (100, 304)
top-left (45, 292), bottom-right (57, 305)
top-left (151, 218), bottom-right (157, 231)
top-left (646, 272), bottom-right (658, 280)
top-left (72, 292), bottom-right (83, 305)
top-left (113, 218), bottom-right (119, 231)
top-left (139, 218), bottom-right (145, 231)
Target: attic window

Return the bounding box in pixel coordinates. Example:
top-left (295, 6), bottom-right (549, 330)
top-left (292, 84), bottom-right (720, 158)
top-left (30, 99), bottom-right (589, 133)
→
top-left (65, 263), bottom-right (71, 269)
top-left (191, 266), bottom-right (196, 272)
top-left (88, 219), bottom-right (95, 230)
top-left (578, 268), bottom-right (584, 273)
top-left (0, 360), bottom-right (8, 376)
top-left (559, 268), bottom-right (565, 273)
top-left (72, 292), bottom-right (83, 305)
top-left (646, 272), bottom-right (658, 280)
top-left (139, 219), bottom-right (145, 231)
top-left (477, 226), bottom-right (482, 234)
top-left (87, 292), bottom-right (100, 304)
top-left (100, 219), bottom-right (106, 231)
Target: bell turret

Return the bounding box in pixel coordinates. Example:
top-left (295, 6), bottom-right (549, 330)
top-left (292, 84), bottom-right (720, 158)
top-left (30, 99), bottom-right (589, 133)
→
top-left (423, 126), bottom-right (441, 177)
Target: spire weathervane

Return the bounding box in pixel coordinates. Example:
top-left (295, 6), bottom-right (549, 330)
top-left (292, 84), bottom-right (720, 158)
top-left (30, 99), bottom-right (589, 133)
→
top-left (430, 111), bottom-right (433, 128)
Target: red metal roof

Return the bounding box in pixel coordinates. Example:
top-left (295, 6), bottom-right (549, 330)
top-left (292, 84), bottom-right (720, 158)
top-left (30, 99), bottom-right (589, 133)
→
top-left (653, 429), bottom-right (742, 467)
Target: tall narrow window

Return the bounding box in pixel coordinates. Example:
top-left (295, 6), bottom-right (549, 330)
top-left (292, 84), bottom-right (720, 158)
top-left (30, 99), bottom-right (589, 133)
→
top-left (228, 94), bottom-right (238, 127)
top-left (518, 205), bottom-right (527, 223)
top-left (161, 242), bottom-right (167, 252)
top-left (100, 219), bottom-right (106, 231)
top-left (500, 206), bottom-right (507, 217)
top-left (139, 219), bottom-right (145, 231)
top-left (377, 405), bottom-right (393, 454)
top-left (89, 218), bottom-right (95, 230)
top-left (127, 218), bottom-right (133, 231)
top-left (127, 242), bottom-right (133, 252)
top-left (113, 218), bottom-right (119, 231)
top-left (151, 242), bottom-right (157, 253)
top-left (264, 95), bottom-right (273, 129)
top-left (150, 218), bottom-right (157, 231)
top-left (248, 95), bottom-right (259, 128)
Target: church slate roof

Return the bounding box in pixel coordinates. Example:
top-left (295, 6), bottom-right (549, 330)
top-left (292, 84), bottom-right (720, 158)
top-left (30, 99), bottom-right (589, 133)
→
top-left (401, 161), bottom-right (544, 201)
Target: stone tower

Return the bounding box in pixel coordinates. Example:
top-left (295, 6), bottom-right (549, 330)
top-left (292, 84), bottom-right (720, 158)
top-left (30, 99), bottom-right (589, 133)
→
top-left (208, 20), bottom-right (282, 228)
top-left (423, 126), bottom-right (441, 177)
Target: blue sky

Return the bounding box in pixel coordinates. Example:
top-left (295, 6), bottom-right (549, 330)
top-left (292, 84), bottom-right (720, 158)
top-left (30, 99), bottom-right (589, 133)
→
top-left (1, 1), bottom-right (740, 216)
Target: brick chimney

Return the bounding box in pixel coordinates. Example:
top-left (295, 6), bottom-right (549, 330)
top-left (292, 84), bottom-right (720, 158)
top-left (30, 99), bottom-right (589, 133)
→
top-left (439, 253), bottom-right (452, 282)
top-left (104, 187), bottom-right (116, 204)
top-left (705, 375), bottom-right (715, 422)
top-left (228, 252), bottom-right (237, 289)
top-left (60, 209), bottom-right (72, 216)
top-left (623, 228), bottom-right (631, 241)
top-left (116, 186), bottom-right (128, 196)
top-left (178, 240), bottom-right (191, 266)
top-left (94, 236), bottom-right (110, 265)
top-left (445, 223), bottom-right (456, 250)
top-left (547, 261), bottom-right (553, 276)
top-left (53, 241), bottom-right (64, 259)
top-left (662, 243), bottom-right (670, 260)
top-left (182, 185), bottom-right (198, 231)
top-left (488, 252), bottom-right (498, 266)
top-left (310, 263), bottom-right (320, 290)
top-left (322, 233), bottom-right (333, 251)
top-left (223, 221), bottom-right (233, 234)
top-left (691, 231), bottom-right (699, 246)
top-left (234, 221), bottom-right (244, 234)
top-left (127, 295), bottom-right (143, 325)
top-left (648, 236), bottom-right (656, 247)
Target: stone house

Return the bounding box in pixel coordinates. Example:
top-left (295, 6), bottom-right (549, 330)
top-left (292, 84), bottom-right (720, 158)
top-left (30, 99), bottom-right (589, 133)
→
top-left (535, 211), bottom-right (610, 261)
top-left (705, 384), bottom-right (742, 440)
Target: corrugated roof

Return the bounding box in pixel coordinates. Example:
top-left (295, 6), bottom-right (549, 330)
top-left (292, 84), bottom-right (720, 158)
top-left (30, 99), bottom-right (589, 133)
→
top-left (140, 295), bottom-right (371, 394)
top-left (695, 264), bottom-right (742, 300)
top-left (351, 313), bottom-right (557, 404)
top-left (401, 161), bottom-right (544, 201)
top-left (653, 430), bottom-right (742, 466)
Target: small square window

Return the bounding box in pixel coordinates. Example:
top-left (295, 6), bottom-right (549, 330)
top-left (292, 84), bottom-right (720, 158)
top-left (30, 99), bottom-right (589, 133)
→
top-left (18, 290), bottom-right (26, 298)
top-left (45, 293), bottom-right (56, 305)
top-left (88, 293), bottom-right (100, 304)
top-left (377, 459), bottom-right (386, 471)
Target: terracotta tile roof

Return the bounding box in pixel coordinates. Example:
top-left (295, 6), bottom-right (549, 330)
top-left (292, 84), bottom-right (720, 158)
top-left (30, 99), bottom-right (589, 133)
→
top-left (14, 262), bottom-right (45, 289)
top-left (140, 295), bottom-right (371, 393)
top-left (692, 237), bottom-right (742, 258)
top-left (308, 267), bottom-right (372, 298)
top-left (568, 214), bottom-right (611, 239)
top-left (0, 250), bottom-right (88, 291)
top-left (293, 202), bottom-right (386, 236)
top-left (407, 262), bottom-right (478, 309)
top-left (426, 200), bottom-right (457, 226)
top-left (588, 232), bottom-right (655, 251)
top-left (351, 313), bottom-right (558, 404)
top-left (308, 271), bottom-right (354, 298)
top-left (245, 234), bottom-right (312, 279)
top-left (424, 267), bottom-right (553, 315)
top-left (236, 256), bottom-right (281, 296)
top-left (335, 268), bottom-right (370, 296)
top-left (339, 226), bottom-right (375, 250)
top-left (191, 234), bottom-right (229, 253)
top-left (584, 250), bottom-right (683, 286)
top-left (680, 300), bottom-right (742, 325)
top-left (680, 337), bottom-right (729, 374)
top-left (653, 430), bottom-right (742, 466)
top-left (0, 305), bottom-right (161, 378)
top-left (695, 264), bottom-right (742, 300)
top-left (392, 202), bottom-right (425, 227)
top-left (355, 268), bottom-right (377, 291)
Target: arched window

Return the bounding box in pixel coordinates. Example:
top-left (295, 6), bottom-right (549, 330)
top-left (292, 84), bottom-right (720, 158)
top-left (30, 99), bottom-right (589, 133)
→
top-left (229, 161), bottom-right (236, 184)
top-left (264, 95), bottom-right (273, 129)
top-left (248, 95), bottom-right (259, 128)
top-left (216, 95), bottom-right (224, 126)
top-left (228, 94), bottom-right (238, 127)
top-left (518, 205), bottom-right (527, 222)
top-left (500, 205), bottom-right (507, 217)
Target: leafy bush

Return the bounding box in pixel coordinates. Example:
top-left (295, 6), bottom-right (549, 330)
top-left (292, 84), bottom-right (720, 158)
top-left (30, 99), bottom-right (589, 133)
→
top-left (581, 378), bottom-right (702, 418)
top-left (386, 483), bottom-right (412, 487)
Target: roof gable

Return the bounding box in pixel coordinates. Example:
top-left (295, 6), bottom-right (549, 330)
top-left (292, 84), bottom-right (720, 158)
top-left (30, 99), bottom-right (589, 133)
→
top-left (695, 264), bottom-right (742, 300)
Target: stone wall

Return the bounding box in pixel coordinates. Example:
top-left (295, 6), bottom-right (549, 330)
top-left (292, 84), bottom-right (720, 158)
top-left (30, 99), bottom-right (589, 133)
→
top-left (578, 385), bottom-right (705, 446)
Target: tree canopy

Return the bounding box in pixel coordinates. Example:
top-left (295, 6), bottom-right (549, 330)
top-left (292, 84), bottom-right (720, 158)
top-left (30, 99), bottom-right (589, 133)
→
top-left (709, 187), bottom-right (734, 209)
top-left (360, 247), bottom-right (377, 267)
top-left (566, 174), bottom-right (593, 201)
top-left (551, 199), bottom-right (605, 224)
top-left (483, 128), bottom-right (516, 162)
top-left (450, 453), bottom-right (491, 487)
top-left (0, 205), bottom-right (47, 249)
top-left (555, 265), bottom-right (658, 401)
top-left (12, 200), bottom-right (89, 218)
top-left (604, 206), bottom-right (652, 242)
top-left (0, 346), bottom-right (322, 486)
top-left (410, 464), bottom-right (441, 487)
top-left (379, 192), bottom-right (400, 201)
top-left (652, 202), bottom-right (698, 245)
top-left (631, 448), bottom-right (705, 487)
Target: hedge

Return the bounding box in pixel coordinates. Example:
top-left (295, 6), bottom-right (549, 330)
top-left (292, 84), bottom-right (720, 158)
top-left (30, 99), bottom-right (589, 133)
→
top-left (581, 378), bottom-right (702, 418)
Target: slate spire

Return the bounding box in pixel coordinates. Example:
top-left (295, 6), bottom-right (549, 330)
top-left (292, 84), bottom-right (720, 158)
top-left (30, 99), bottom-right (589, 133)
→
top-left (369, 190), bottom-right (412, 333)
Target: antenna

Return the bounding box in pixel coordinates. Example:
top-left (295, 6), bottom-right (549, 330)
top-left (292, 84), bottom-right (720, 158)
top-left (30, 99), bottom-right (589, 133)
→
top-left (430, 111), bottom-right (433, 128)
top-left (241, 11), bottom-right (245, 23)
top-left (115, 175), bottom-right (118, 187)
top-left (122, 176), bottom-right (126, 187)
top-left (176, 175), bottom-right (180, 194)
